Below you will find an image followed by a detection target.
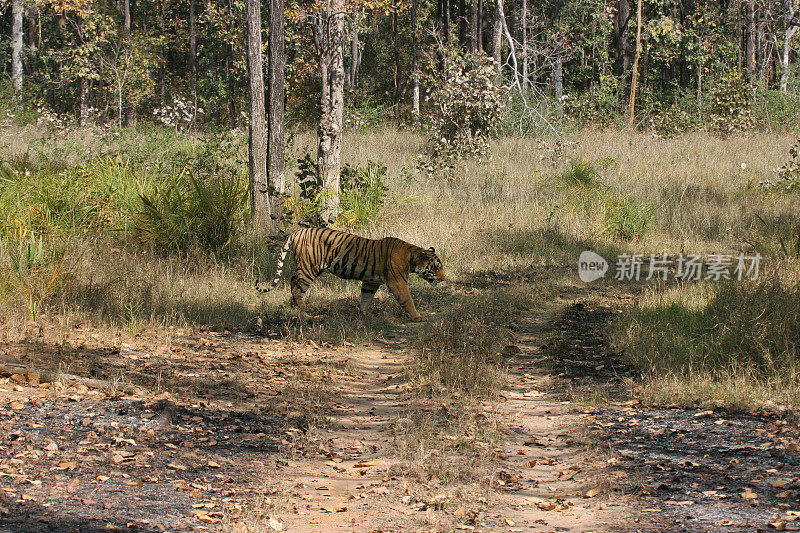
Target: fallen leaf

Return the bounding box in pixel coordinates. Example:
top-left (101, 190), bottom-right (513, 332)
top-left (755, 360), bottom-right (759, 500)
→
top-left (268, 516), bottom-right (284, 531)
top-left (741, 489), bottom-right (758, 500)
top-left (353, 460), bottom-right (380, 468)
top-left (584, 488), bottom-right (601, 498)
top-left (321, 505), bottom-right (347, 513)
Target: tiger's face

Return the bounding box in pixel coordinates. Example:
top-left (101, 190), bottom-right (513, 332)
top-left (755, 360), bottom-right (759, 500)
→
top-left (413, 247), bottom-right (445, 285)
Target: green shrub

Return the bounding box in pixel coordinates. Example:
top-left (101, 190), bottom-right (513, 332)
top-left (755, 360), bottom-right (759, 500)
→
top-left (136, 167), bottom-right (247, 254)
top-left (0, 232), bottom-right (71, 320)
top-left (339, 161), bottom-right (389, 228)
top-left (601, 193), bottom-right (656, 241)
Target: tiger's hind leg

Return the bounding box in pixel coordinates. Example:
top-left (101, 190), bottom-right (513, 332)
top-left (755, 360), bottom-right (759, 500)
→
top-left (358, 282), bottom-right (381, 313)
top-left (290, 272), bottom-right (314, 313)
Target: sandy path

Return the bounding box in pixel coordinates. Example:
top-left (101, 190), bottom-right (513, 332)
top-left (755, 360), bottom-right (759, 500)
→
top-left (271, 308), bottom-right (630, 532)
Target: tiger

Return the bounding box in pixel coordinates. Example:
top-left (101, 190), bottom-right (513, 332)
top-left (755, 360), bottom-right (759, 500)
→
top-left (255, 227), bottom-right (445, 320)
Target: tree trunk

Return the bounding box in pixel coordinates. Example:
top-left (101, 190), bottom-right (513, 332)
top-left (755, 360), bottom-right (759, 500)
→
top-left (393, 7), bottom-right (400, 107)
top-left (458, 0), bottom-right (467, 49)
top-left (443, 0), bottom-right (450, 44)
top-left (521, 0), bottom-right (528, 90)
top-left (124, 0), bottom-right (131, 35)
top-left (470, 0), bottom-right (478, 52)
top-left (27, 4), bottom-right (37, 53)
top-left (189, 0), bottom-right (197, 77)
top-left (614, 0), bottom-right (631, 85)
top-left (412, 0), bottom-right (420, 119)
top-left (746, 0), bottom-right (756, 78)
top-left (80, 77), bottom-right (89, 126)
top-left (350, 28), bottom-right (360, 88)
top-left (478, 0), bottom-right (484, 52)
top-left (628, 0), bottom-right (642, 126)
top-left (11, 0), bottom-right (23, 105)
top-left (780, 25), bottom-right (798, 92)
top-left (314, 0), bottom-right (345, 222)
top-left (554, 56), bottom-right (563, 115)
top-left (246, 0), bottom-right (272, 230)
top-left (493, 0), bottom-right (502, 78)
top-left (779, 0), bottom-right (798, 93)
top-left (268, 0), bottom-right (286, 211)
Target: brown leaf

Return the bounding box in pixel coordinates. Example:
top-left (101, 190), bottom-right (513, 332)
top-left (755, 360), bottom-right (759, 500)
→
top-left (353, 460), bottom-right (380, 468)
top-left (321, 506), bottom-right (347, 513)
top-left (740, 489), bottom-right (758, 500)
top-left (207, 460), bottom-right (220, 468)
top-left (584, 488), bottom-right (601, 498)
top-left (167, 463), bottom-right (187, 471)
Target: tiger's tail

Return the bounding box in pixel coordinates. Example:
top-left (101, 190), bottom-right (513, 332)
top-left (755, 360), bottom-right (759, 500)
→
top-left (255, 234), bottom-right (293, 293)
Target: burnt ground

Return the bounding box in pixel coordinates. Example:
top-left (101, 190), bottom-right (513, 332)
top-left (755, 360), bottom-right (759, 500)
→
top-left (0, 396), bottom-right (282, 532)
top-left (0, 328), bottom-right (350, 532)
top-left (544, 301), bottom-right (800, 532)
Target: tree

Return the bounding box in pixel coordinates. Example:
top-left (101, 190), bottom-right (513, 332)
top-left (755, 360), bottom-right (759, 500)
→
top-left (246, 0), bottom-right (272, 229)
top-left (628, 0), bottom-right (642, 126)
top-left (779, 0), bottom-right (799, 93)
top-left (268, 0), bottom-right (287, 215)
top-left (12, 0), bottom-right (24, 106)
top-left (312, 0), bottom-right (346, 221)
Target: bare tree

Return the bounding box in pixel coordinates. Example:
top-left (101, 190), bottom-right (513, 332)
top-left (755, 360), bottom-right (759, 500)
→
top-left (313, 0), bottom-right (346, 221)
top-left (11, 0), bottom-right (23, 106)
top-left (628, 0), bottom-right (643, 125)
top-left (412, 0), bottom-right (420, 119)
top-left (246, 0), bottom-right (272, 229)
top-left (268, 0), bottom-right (287, 216)
top-left (493, 0), bottom-right (502, 78)
top-left (779, 0), bottom-right (799, 92)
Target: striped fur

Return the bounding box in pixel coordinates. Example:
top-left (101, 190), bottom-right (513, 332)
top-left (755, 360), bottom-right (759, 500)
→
top-left (255, 228), bottom-right (445, 320)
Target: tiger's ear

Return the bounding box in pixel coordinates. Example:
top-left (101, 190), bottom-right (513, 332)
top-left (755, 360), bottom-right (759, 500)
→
top-left (428, 247), bottom-right (435, 254)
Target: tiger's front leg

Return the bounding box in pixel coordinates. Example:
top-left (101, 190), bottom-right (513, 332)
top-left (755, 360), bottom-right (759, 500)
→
top-left (359, 282), bottom-right (381, 313)
top-left (387, 280), bottom-right (423, 321)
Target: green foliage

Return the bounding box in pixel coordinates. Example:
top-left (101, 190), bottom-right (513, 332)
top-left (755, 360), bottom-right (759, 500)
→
top-left (339, 161), bottom-right (389, 228)
top-left (285, 155), bottom-right (390, 228)
top-left (422, 52), bottom-right (507, 172)
top-left (284, 153), bottom-right (326, 226)
top-left (0, 232), bottom-right (70, 320)
top-left (761, 139), bottom-right (800, 193)
top-left (563, 74), bottom-right (622, 127)
top-left (601, 193), bottom-right (656, 241)
top-left (136, 167), bottom-right (247, 254)
top-left (555, 157), bottom-right (653, 241)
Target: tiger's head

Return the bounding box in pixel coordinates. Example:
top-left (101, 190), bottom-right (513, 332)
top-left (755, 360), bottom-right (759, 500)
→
top-left (412, 247), bottom-right (445, 285)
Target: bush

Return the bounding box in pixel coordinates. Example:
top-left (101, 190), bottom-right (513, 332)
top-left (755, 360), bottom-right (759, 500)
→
top-left (136, 168), bottom-right (247, 254)
top-left (555, 157), bottom-right (654, 241)
top-left (422, 52), bottom-right (506, 172)
top-left (704, 73), bottom-right (754, 134)
top-left (0, 232), bottom-right (71, 320)
top-left (601, 193), bottom-right (655, 241)
top-left (339, 161), bottom-right (389, 228)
